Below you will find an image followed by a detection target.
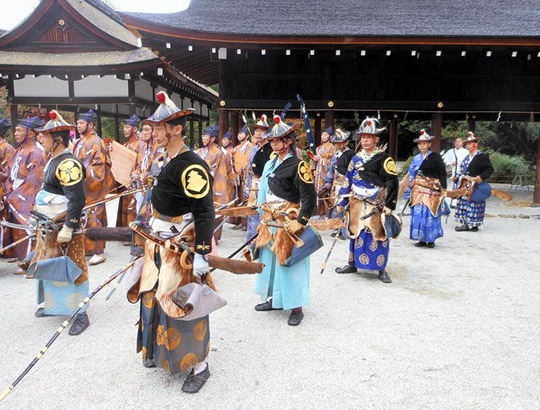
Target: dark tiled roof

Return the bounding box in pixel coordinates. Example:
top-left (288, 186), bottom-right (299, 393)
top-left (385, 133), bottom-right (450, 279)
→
top-left (86, 0), bottom-right (124, 25)
top-left (125, 0), bottom-right (540, 38)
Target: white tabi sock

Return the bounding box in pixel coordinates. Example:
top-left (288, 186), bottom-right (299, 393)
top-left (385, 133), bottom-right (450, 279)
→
top-left (193, 361), bottom-right (208, 375)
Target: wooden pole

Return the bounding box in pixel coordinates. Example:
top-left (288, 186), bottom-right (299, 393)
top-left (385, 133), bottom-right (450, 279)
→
top-left (534, 140), bottom-right (540, 204)
top-left (431, 112), bottom-right (442, 152)
top-left (113, 104), bottom-right (119, 142)
top-left (218, 109), bottom-right (228, 145)
top-left (389, 117), bottom-right (398, 160)
top-left (468, 115), bottom-right (476, 133)
top-left (324, 110), bottom-right (335, 134)
top-left (230, 111), bottom-right (239, 146)
top-left (314, 115), bottom-right (322, 147)
top-left (189, 98), bottom-right (195, 148)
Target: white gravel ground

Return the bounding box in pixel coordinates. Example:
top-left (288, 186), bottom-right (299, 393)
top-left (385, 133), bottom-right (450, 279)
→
top-left (0, 185), bottom-right (539, 409)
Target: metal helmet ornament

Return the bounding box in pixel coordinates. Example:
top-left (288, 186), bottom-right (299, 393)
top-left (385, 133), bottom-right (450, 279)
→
top-left (355, 117), bottom-right (385, 135)
top-left (145, 91), bottom-right (194, 123)
top-left (254, 114), bottom-right (270, 130)
top-left (36, 110), bottom-right (75, 133)
top-left (413, 129), bottom-right (434, 143)
top-left (263, 113), bottom-right (300, 140)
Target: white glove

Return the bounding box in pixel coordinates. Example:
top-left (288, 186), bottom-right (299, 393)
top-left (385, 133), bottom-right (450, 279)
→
top-left (57, 225), bottom-right (73, 244)
top-left (193, 253), bottom-right (209, 278)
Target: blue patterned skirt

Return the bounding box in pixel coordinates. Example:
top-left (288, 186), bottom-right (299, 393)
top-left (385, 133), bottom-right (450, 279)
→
top-left (455, 198), bottom-right (486, 227)
top-left (138, 290), bottom-right (210, 375)
top-left (349, 230), bottom-right (389, 270)
top-left (410, 204), bottom-right (444, 242)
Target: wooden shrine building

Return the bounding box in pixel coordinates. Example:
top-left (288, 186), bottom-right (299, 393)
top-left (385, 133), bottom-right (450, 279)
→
top-left (0, 0), bottom-right (217, 144)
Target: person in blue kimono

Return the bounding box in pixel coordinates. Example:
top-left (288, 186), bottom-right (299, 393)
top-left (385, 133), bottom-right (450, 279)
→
top-left (455, 133), bottom-right (494, 232)
top-left (335, 118), bottom-right (399, 283)
top-left (253, 115), bottom-right (316, 326)
top-left (404, 130), bottom-right (447, 248)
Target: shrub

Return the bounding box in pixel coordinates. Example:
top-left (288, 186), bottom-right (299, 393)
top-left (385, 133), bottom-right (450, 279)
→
top-left (485, 150), bottom-right (530, 182)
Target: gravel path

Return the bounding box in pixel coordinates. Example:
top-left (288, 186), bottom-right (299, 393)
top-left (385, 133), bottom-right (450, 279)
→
top-left (0, 185), bottom-right (538, 409)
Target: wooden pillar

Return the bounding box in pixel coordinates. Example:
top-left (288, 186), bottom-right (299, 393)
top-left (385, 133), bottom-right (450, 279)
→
top-left (468, 116), bottom-right (476, 133)
top-left (534, 141), bottom-right (540, 204)
top-left (96, 104), bottom-right (103, 136)
top-left (114, 104), bottom-right (119, 141)
top-left (389, 117), bottom-right (398, 160)
top-left (9, 104), bottom-right (17, 135)
top-left (206, 104), bottom-right (211, 127)
top-left (431, 112), bottom-right (442, 152)
top-left (324, 110), bottom-right (335, 134)
top-left (198, 101), bottom-right (203, 147)
top-left (230, 111), bottom-right (239, 146)
top-left (218, 109), bottom-right (228, 145)
top-left (314, 115), bottom-right (322, 148)
top-left (189, 99), bottom-right (195, 148)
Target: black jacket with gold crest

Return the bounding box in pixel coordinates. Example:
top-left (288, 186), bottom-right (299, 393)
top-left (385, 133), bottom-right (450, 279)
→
top-left (348, 151), bottom-right (399, 210)
top-left (42, 152), bottom-right (86, 229)
top-left (152, 149), bottom-right (215, 255)
top-left (267, 155), bottom-right (317, 225)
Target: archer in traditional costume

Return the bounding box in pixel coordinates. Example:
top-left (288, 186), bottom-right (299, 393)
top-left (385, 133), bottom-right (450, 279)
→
top-left (29, 111), bottom-right (89, 335)
top-left (74, 110), bottom-right (115, 265)
top-left (127, 91), bottom-right (218, 393)
top-left (245, 115), bottom-right (272, 240)
top-left (195, 125), bottom-right (232, 242)
top-left (335, 118), bottom-right (399, 284)
top-left (454, 133), bottom-right (494, 232)
top-left (322, 129), bottom-right (352, 219)
top-left (231, 125), bottom-right (254, 230)
top-left (403, 130), bottom-right (447, 248)
top-left (312, 127), bottom-right (336, 215)
top-left (3, 116), bottom-right (47, 269)
top-left (118, 114), bottom-right (142, 228)
top-left (253, 115), bottom-right (317, 326)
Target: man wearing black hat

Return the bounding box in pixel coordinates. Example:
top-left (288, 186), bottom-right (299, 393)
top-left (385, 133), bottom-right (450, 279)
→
top-left (30, 110), bottom-right (90, 335)
top-left (231, 125), bottom-right (254, 230)
top-left (74, 110), bottom-right (115, 265)
top-left (196, 124), bottom-right (232, 242)
top-left (128, 91), bottom-right (217, 393)
top-left (3, 116), bottom-right (48, 268)
top-left (123, 114), bottom-right (141, 152)
top-left (245, 114), bottom-right (272, 240)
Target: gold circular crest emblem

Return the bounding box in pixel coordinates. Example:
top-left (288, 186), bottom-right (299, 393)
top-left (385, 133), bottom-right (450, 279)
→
top-left (181, 164), bottom-right (210, 199)
top-left (347, 161), bottom-right (354, 172)
top-left (382, 240), bottom-right (388, 248)
top-left (376, 255), bottom-right (385, 266)
top-left (383, 157), bottom-right (398, 176)
top-left (156, 324), bottom-right (165, 346)
top-left (369, 241), bottom-right (379, 252)
top-left (163, 328), bottom-right (182, 351)
top-left (355, 236), bottom-right (364, 248)
top-left (52, 281), bottom-right (69, 287)
top-left (193, 319), bottom-right (208, 342)
top-left (44, 292), bottom-right (55, 308)
top-left (359, 253), bottom-right (370, 265)
top-left (56, 159), bottom-right (83, 186)
top-left (298, 161), bottom-right (314, 184)
top-left (180, 353), bottom-right (199, 371)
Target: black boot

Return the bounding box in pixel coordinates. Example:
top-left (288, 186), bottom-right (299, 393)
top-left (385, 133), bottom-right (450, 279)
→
top-left (182, 364), bottom-right (211, 393)
top-left (426, 242), bottom-right (435, 248)
top-left (470, 226), bottom-right (479, 232)
top-left (455, 225), bottom-right (470, 232)
top-left (69, 312), bottom-right (90, 335)
top-left (288, 309), bottom-right (304, 326)
top-left (415, 241), bottom-right (427, 247)
top-left (34, 307), bottom-right (48, 318)
top-left (335, 263), bottom-right (357, 274)
top-left (378, 270), bottom-right (392, 283)
top-left (254, 300), bottom-right (282, 311)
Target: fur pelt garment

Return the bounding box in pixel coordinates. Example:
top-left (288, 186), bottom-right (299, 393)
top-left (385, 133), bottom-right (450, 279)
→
top-left (410, 175), bottom-right (444, 217)
top-left (129, 226), bottom-right (216, 318)
top-left (255, 202), bottom-right (302, 266)
top-left (30, 230), bottom-right (88, 285)
top-left (346, 193), bottom-right (386, 241)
